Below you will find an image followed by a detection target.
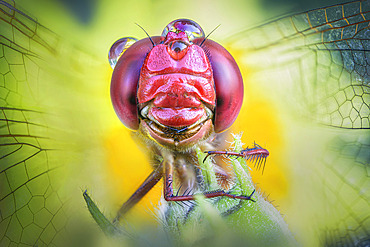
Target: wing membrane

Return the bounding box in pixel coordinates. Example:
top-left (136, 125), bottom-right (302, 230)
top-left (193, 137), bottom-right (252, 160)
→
top-left (227, 1), bottom-right (370, 245)
top-left (0, 1), bottom-right (62, 246)
top-left (228, 0), bottom-right (369, 129)
top-left (0, 1), bottom-right (101, 246)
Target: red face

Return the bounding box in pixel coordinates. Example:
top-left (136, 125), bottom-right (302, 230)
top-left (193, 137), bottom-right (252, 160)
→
top-left (110, 19), bottom-right (243, 149)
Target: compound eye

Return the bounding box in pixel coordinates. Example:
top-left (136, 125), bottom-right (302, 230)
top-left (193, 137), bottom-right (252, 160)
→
top-left (202, 40), bottom-right (244, 133)
top-left (161, 19), bottom-right (205, 43)
top-left (108, 37), bottom-right (138, 69)
top-left (110, 37), bottom-right (160, 131)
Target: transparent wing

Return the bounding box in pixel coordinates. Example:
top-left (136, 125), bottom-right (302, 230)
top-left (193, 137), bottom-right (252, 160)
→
top-left (0, 1), bottom-right (64, 246)
top-left (0, 1), bottom-right (106, 246)
top-left (227, 1), bottom-right (369, 246)
top-left (229, 0), bottom-right (369, 129)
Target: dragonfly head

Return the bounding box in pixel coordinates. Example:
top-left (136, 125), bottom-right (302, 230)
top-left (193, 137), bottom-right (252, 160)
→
top-left (109, 19), bottom-right (243, 150)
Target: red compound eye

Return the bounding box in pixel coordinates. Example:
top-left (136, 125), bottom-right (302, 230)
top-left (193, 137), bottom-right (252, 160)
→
top-left (199, 39), bottom-right (243, 133)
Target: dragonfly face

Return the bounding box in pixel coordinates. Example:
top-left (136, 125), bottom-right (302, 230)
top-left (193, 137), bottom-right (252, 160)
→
top-left (110, 19), bottom-right (244, 150)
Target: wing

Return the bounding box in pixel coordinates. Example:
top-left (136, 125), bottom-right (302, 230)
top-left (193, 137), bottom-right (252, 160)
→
top-left (0, 1), bottom-right (64, 246)
top-left (228, 0), bottom-right (369, 129)
top-left (0, 1), bottom-right (109, 246)
top-left (226, 1), bottom-right (369, 246)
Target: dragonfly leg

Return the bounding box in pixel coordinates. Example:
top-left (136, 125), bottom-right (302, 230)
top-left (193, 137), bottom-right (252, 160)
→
top-left (164, 160), bottom-right (256, 202)
top-left (113, 161), bottom-right (164, 223)
top-left (203, 151), bottom-right (244, 162)
top-left (204, 146), bottom-right (269, 173)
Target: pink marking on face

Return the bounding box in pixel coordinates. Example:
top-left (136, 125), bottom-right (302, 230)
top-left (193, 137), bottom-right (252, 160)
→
top-left (144, 44), bottom-right (211, 74)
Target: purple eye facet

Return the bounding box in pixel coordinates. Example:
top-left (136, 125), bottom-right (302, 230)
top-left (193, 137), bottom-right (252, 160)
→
top-left (201, 40), bottom-right (244, 133)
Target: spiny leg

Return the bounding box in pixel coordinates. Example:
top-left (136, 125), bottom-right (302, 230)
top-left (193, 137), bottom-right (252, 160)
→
top-left (113, 161), bottom-right (164, 223)
top-left (163, 160), bottom-right (256, 202)
top-left (203, 151), bottom-right (244, 163)
top-left (204, 144), bottom-right (269, 173)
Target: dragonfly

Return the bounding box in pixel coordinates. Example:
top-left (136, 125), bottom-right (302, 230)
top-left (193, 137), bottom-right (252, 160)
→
top-left (0, 0), bottom-right (369, 246)
top-left (108, 18), bottom-right (273, 223)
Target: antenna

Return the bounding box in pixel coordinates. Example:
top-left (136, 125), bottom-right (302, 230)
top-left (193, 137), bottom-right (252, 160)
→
top-left (200, 24), bottom-right (221, 46)
top-left (135, 23), bottom-right (155, 47)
